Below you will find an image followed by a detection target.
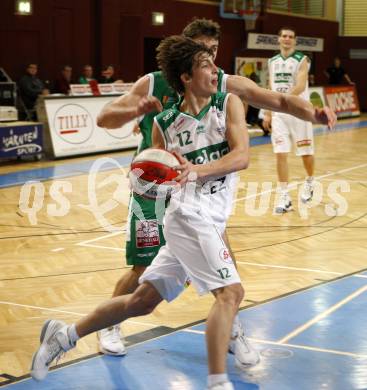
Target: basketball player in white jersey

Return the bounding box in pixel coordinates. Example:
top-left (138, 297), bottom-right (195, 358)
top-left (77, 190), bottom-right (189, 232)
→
top-left (95, 19), bottom-right (335, 362)
top-left (31, 36), bottom-right (249, 390)
top-left (263, 27), bottom-right (316, 213)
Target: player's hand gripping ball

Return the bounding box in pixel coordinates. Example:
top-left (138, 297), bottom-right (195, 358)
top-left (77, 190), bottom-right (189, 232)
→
top-left (129, 148), bottom-right (180, 199)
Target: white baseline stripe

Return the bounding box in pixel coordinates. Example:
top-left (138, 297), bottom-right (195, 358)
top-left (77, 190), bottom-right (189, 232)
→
top-left (76, 230), bottom-right (125, 252)
top-left (0, 300), bottom-right (156, 328)
top-left (77, 231), bottom-right (124, 245)
top-left (182, 329), bottom-right (367, 359)
top-left (234, 162), bottom-right (367, 203)
top-left (236, 261), bottom-right (366, 279)
top-left (236, 261), bottom-right (343, 275)
top-left (77, 243), bottom-right (125, 252)
top-left (278, 284), bottom-right (367, 344)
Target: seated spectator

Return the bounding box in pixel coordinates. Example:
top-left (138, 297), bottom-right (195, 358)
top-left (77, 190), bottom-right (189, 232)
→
top-left (18, 63), bottom-right (49, 120)
top-left (78, 64), bottom-right (95, 84)
top-left (98, 65), bottom-right (123, 83)
top-left (54, 65), bottom-right (72, 94)
top-left (324, 57), bottom-right (354, 85)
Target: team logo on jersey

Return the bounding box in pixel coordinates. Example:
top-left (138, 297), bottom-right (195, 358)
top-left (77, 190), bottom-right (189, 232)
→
top-left (163, 110), bottom-right (174, 122)
top-left (135, 220), bottom-right (160, 248)
top-left (219, 248), bottom-right (233, 264)
top-left (196, 125), bottom-right (206, 134)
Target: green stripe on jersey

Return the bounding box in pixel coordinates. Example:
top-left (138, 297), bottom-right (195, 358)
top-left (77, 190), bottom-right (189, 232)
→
top-left (184, 141), bottom-right (229, 165)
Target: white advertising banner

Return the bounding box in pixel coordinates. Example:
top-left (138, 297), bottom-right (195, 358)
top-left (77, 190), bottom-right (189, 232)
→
top-left (247, 33), bottom-right (324, 52)
top-left (44, 96), bottom-right (141, 157)
top-left (70, 83), bottom-right (134, 96)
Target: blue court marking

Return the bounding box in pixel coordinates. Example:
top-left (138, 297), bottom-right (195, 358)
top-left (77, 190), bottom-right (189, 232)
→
top-left (0, 155), bottom-right (133, 189)
top-left (192, 274), bottom-right (367, 343)
top-left (5, 275), bottom-right (367, 389)
top-left (1, 119), bottom-right (366, 189)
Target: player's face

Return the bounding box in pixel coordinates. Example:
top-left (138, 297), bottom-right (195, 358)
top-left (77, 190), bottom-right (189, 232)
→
top-left (278, 30), bottom-right (296, 51)
top-left (191, 52), bottom-right (218, 96)
top-left (193, 36), bottom-right (219, 60)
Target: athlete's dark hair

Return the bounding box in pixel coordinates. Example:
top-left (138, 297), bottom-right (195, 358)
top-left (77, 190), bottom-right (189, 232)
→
top-left (156, 35), bottom-right (212, 94)
top-left (278, 26), bottom-right (297, 36)
top-left (182, 18), bottom-right (221, 40)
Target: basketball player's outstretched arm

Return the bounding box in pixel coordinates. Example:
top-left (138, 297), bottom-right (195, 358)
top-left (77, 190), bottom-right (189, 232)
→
top-left (170, 94), bottom-right (249, 186)
top-left (97, 75), bottom-right (162, 129)
top-left (225, 74), bottom-right (336, 129)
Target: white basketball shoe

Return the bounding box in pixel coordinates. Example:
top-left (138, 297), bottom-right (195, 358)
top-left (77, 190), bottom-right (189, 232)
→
top-left (275, 192), bottom-right (293, 214)
top-left (207, 382), bottom-right (234, 390)
top-left (300, 180), bottom-right (314, 203)
top-left (30, 320), bottom-right (75, 381)
top-left (97, 325), bottom-right (126, 356)
top-left (229, 320), bottom-right (260, 368)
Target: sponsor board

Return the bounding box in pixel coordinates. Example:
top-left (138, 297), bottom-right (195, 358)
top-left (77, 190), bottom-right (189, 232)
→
top-left (70, 83), bottom-right (133, 96)
top-left (0, 122), bottom-right (42, 158)
top-left (44, 96), bottom-right (141, 157)
top-left (324, 85), bottom-right (360, 118)
top-left (247, 33), bottom-right (324, 52)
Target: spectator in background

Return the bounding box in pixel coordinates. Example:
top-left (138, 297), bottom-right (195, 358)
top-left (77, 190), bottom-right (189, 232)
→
top-left (324, 57), bottom-right (354, 85)
top-left (18, 63), bottom-right (49, 119)
top-left (78, 64), bottom-right (95, 84)
top-left (54, 65), bottom-right (72, 94)
top-left (98, 65), bottom-right (123, 84)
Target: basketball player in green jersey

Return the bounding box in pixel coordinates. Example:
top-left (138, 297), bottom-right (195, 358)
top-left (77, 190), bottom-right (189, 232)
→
top-left (96, 19), bottom-right (336, 357)
top-left (263, 27), bottom-right (316, 213)
top-left (31, 36), bottom-right (250, 389)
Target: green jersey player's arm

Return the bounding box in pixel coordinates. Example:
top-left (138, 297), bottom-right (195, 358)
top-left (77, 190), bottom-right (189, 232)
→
top-left (225, 74), bottom-right (335, 127)
top-left (192, 94), bottom-right (249, 180)
top-left (288, 58), bottom-right (309, 96)
top-left (97, 75), bottom-right (162, 129)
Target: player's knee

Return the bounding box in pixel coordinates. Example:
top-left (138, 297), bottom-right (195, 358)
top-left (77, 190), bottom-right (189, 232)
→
top-left (217, 284), bottom-right (244, 309)
top-left (130, 282), bottom-right (162, 315)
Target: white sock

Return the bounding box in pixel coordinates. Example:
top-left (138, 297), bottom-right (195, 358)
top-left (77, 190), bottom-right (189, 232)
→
top-left (67, 324), bottom-right (80, 344)
top-left (208, 373), bottom-right (229, 387)
top-left (233, 314), bottom-right (240, 327)
top-left (306, 176), bottom-right (314, 183)
top-left (279, 182), bottom-right (288, 193)
top-left (231, 314), bottom-right (241, 337)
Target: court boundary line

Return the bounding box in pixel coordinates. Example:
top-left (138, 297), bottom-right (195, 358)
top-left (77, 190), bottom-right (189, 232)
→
top-left (277, 284), bottom-right (367, 344)
top-left (236, 261), bottom-right (367, 278)
top-left (0, 300), bottom-right (158, 328)
top-left (182, 329), bottom-right (367, 359)
top-left (2, 269), bottom-right (367, 387)
top-left (234, 162), bottom-right (367, 203)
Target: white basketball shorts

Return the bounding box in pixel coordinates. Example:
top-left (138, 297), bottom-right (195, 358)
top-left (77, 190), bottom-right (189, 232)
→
top-left (271, 113), bottom-right (314, 156)
top-left (139, 208), bottom-right (241, 302)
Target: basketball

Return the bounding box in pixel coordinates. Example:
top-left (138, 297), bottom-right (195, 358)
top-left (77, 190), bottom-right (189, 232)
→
top-left (129, 148), bottom-right (180, 199)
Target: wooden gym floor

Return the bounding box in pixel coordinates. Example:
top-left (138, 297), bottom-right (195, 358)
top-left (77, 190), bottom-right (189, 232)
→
top-left (0, 117), bottom-right (366, 387)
